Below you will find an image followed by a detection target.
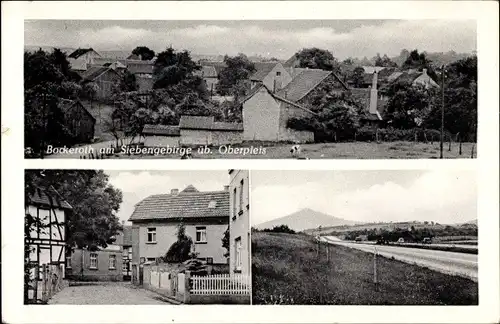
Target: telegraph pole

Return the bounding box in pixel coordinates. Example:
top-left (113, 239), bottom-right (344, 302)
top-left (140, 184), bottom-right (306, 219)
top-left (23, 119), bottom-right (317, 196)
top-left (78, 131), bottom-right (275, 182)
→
top-left (440, 64), bottom-right (445, 159)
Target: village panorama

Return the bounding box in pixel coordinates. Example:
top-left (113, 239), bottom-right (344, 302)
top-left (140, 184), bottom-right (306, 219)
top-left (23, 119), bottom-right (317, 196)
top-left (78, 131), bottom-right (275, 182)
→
top-left (24, 20), bottom-right (477, 159)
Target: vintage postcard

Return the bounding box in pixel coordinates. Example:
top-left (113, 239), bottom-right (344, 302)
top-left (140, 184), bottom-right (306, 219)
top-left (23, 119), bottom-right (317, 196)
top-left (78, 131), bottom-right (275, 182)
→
top-left (2, 1), bottom-right (499, 324)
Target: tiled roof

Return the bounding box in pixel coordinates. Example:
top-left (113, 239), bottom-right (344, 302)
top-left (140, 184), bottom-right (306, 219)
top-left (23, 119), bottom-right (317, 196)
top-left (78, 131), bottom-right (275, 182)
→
top-left (195, 66), bottom-right (218, 78)
top-left (129, 186), bottom-right (230, 221)
top-left (142, 124), bottom-right (180, 136)
top-left (58, 99), bottom-right (96, 121)
top-left (68, 48), bottom-right (96, 59)
top-left (212, 122), bottom-right (244, 131)
top-left (276, 69), bottom-right (332, 102)
top-left (250, 62), bottom-right (278, 81)
top-left (241, 84), bottom-right (317, 116)
top-left (179, 115), bottom-right (215, 130)
top-left (128, 62), bottom-right (154, 75)
top-left (28, 186), bottom-right (73, 210)
top-left (80, 66), bottom-right (112, 81)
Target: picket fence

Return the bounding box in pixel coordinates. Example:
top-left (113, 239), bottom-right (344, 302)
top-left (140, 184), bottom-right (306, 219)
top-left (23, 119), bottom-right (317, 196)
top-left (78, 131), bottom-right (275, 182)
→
top-left (191, 274), bottom-right (251, 295)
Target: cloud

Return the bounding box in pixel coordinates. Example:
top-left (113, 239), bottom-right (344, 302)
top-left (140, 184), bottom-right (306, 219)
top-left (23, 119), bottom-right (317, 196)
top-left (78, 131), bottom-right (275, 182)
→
top-left (25, 20), bottom-right (476, 59)
top-left (251, 171), bottom-right (476, 226)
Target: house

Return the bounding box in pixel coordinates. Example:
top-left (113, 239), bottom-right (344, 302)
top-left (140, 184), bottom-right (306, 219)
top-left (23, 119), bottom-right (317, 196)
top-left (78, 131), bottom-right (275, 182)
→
top-left (66, 226), bottom-right (132, 282)
top-left (228, 170), bottom-right (250, 276)
top-left (350, 71), bottom-right (388, 128)
top-left (179, 115), bottom-right (243, 146)
top-left (58, 99), bottom-right (96, 143)
top-left (68, 48), bottom-right (101, 71)
top-left (93, 57), bottom-right (155, 92)
top-left (241, 84), bottom-right (316, 143)
top-left (241, 68), bottom-right (348, 143)
top-left (25, 186), bottom-right (72, 303)
top-left (129, 185), bottom-right (230, 265)
top-left (249, 62), bottom-right (292, 92)
top-left (80, 66), bottom-right (122, 100)
top-left (142, 124), bottom-right (181, 147)
top-left (387, 68), bottom-right (439, 88)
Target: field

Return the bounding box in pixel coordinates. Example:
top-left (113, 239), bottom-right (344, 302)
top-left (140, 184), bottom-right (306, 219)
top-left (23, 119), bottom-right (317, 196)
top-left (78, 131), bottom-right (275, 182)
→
top-left (251, 232), bottom-right (478, 305)
top-left (119, 141), bottom-right (476, 159)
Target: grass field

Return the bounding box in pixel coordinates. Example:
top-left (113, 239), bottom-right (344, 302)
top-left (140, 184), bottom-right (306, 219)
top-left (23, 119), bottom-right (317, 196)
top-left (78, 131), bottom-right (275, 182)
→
top-left (251, 232), bottom-right (478, 305)
top-left (121, 141), bottom-right (476, 159)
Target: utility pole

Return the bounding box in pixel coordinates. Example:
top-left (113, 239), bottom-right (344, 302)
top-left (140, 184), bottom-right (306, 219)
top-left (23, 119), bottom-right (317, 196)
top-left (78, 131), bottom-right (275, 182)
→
top-left (440, 64), bottom-right (445, 159)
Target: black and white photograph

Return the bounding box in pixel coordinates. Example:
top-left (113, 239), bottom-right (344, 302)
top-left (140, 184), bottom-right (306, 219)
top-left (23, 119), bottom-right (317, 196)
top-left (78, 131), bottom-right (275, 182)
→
top-left (24, 169), bottom-right (251, 304)
top-left (24, 19), bottom-right (477, 159)
top-left (251, 170), bottom-right (478, 305)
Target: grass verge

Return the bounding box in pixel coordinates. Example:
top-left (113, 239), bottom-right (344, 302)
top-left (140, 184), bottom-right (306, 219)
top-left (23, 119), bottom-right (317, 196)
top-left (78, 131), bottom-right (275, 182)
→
top-left (252, 232), bottom-right (478, 305)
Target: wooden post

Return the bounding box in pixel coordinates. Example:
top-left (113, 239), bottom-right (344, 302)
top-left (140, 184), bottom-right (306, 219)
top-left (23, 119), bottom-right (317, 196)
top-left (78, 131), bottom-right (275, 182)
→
top-left (373, 247), bottom-right (378, 286)
top-left (471, 143), bottom-right (475, 158)
top-left (326, 243), bottom-right (329, 262)
top-left (448, 134), bottom-right (452, 151)
top-left (459, 137), bottom-right (463, 155)
top-left (440, 64), bottom-right (445, 159)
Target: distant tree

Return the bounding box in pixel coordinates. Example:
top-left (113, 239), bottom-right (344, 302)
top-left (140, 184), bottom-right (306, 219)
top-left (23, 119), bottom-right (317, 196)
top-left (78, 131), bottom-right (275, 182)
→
top-left (351, 66), bottom-right (365, 88)
top-left (262, 225), bottom-right (296, 234)
top-left (216, 54), bottom-right (255, 96)
top-left (294, 48), bottom-right (341, 73)
top-left (374, 53), bottom-right (398, 67)
top-left (153, 47), bottom-right (201, 89)
top-left (118, 70), bottom-right (138, 92)
top-left (131, 46), bottom-right (155, 61)
top-left (164, 223), bottom-right (193, 263)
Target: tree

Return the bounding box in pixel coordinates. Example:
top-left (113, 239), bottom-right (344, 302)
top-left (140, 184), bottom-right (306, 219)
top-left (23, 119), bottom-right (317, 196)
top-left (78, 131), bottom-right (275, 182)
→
top-left (25, 170), bottom-right (123, 251)
top-left (216, 54), bottom-right (255, 96)
top-left (374, 53), bottom-right (398, 67)
top-left (351, 67), bottom-right (365, 88)
top-left (81, 82), bottom-right (99, 109)
top-left (131, 46), bottom-right (156, 61)
top-left (164, 223), bottom-right (193, 263)
top-left (294, 48), bottom-right (341, 73)
top-left (222, 227), bottom-right (230, 258)
top-left (153, 47), bottom-right (201, 89)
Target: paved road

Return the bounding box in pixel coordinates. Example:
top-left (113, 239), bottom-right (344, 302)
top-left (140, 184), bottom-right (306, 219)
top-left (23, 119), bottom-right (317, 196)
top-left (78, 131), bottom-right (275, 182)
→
top-left (48, 282), bottom-right (174, 304)
top-left (321, 236), bottom-right (478, 281)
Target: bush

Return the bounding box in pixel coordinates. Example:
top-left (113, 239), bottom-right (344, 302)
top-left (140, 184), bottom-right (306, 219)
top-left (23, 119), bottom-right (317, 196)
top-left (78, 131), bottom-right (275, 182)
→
top-left (164, 224), bottom-right (193, 263)
top-left (262, 224), bottom-right (296, 234)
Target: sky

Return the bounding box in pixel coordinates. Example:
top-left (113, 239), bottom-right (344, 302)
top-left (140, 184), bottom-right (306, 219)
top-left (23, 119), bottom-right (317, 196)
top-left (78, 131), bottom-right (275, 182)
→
top-left (24, 20), bottom-right (477, 59)
top-left (106, 170), bottom-right (230, 224)
top-left (251, 170), bottom-right (477, 226)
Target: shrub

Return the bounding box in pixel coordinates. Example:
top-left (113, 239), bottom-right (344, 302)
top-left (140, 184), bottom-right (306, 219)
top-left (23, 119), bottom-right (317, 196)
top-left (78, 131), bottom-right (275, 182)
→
top-left (262, 224), bottom-right (296, 234)
top-left (164, 223), bottom-right (193, 263)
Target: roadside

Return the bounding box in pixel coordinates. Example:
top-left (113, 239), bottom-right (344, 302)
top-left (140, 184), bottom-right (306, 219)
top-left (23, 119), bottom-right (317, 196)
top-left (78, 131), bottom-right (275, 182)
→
top-left (48, 281), bottom-right (176, 305)
top-left (252, 232), bottom-right (478, 305)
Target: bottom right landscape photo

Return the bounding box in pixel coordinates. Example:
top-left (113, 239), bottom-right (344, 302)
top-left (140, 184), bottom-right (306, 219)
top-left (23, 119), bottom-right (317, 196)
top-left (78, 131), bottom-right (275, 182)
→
top-left (250, 170), bottom-right (478, 305)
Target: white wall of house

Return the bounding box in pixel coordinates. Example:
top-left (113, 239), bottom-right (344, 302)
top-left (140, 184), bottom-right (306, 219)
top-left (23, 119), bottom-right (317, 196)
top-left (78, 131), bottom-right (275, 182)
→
top-left (69, 51), bottom-right (101, 71)
top-left (144, 135), bottom-right (180, 147)
top-left (137, 222), bottom-right (228, 264)
top-left (243, 88), bottom-right (281, 141)
top-left (229, 170), bottom-right (250, 276)
top-left (180, 129), bottom-right (213, 146)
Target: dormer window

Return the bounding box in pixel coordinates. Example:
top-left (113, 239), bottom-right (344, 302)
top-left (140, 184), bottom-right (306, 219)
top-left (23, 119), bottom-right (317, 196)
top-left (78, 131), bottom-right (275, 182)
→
top-left (208, 201), bottom-right (217, 208)
top-left (276, 71), bottom-right (281, 76)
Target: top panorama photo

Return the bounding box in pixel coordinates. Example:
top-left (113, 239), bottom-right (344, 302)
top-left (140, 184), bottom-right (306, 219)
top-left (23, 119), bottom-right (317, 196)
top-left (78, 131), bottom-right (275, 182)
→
top-left (24, 20), bottom-right (477, 159)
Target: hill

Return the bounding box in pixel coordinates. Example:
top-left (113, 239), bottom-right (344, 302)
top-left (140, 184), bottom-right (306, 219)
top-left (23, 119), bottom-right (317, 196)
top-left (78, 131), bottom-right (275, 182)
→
top-left (255, 208), bottom-right (357, 232)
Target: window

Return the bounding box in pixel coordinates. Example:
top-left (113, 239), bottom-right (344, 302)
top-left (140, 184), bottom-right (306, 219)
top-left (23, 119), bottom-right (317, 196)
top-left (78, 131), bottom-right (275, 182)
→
top-left (146, 257), bottom-right (156, 262)
top-left (233, 188), bottom-right (238, 217)
top-left (66, 256), bottom-right (72, 269)
top-left (276, 71), bottom-right (281, 76)
top-left (196, 227), bottom-right (207, 243)
top-left (239, 179), bottom-right (244, 213)
top-left (208, 200), bottom-right (217, 209)
top-left (109, 255), bottom-right (116, 269)
top-left (147, 228), bottom-right (156, 243)
top-left (89, 253), bottom-right (98, 269)
top-left (235, 237), bottom-right (242, 271)
top-left (206, 257), bottom-right (213, 265)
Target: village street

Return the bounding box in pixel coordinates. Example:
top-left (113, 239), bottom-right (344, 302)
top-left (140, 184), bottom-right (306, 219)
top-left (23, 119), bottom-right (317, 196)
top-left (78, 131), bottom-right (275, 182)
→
top-left (48, 282), bottom-right (175, 305)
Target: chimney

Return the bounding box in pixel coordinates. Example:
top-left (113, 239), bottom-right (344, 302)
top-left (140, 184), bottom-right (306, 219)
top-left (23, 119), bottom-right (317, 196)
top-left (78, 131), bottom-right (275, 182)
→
top-left (171, 189), bottom-right (179, 195)
top-left (369, 71), bottom-right (378, 114)
top-left (223, 185), bottom-right (229, 192)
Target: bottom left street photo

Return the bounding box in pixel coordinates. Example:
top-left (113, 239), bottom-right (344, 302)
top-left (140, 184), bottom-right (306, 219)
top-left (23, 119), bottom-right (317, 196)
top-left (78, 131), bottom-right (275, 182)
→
top-left (24, 169), bottom-right (251, 305)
